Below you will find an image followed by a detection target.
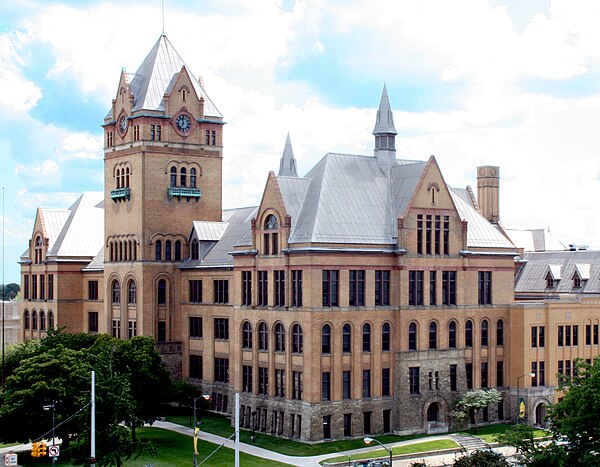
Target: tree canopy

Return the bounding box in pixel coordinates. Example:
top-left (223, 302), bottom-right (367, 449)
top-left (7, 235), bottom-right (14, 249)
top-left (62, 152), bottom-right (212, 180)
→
top-left (452, 388), bottom-right (502, 433)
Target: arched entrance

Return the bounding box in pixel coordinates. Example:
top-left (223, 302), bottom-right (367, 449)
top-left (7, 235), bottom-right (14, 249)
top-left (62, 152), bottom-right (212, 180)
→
top-left (535, 403), bottom-right (547, 427)
top-left (427, 402), bottom-right (440, 422)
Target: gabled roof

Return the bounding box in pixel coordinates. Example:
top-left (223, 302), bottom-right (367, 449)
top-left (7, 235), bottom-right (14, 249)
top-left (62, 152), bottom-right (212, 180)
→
top-left (128, 34), bottom-right (221, 117)
top-left (20, 207), bottom-right (70, 260)
top-left (191, 221), bottom-right (229, 241)
top-left (506, 228), bottom-right (566, 252)
top-left (575, 263), bottom-right (591, 280)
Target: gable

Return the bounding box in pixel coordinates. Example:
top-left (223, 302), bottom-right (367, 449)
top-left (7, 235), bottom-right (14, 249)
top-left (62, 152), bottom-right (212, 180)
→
top-left (408, 156), bottom-right (458, 213)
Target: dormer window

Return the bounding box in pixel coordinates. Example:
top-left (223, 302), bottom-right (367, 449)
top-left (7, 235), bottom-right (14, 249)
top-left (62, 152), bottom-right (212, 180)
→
top-left (545, 272), bottom-right (556, 288)
top-left (573, 272), bottom-right (582, 288)
top-left (264, 214), bottom-right (279, 256)
top-left (546, 265), bottom-right (562, 288)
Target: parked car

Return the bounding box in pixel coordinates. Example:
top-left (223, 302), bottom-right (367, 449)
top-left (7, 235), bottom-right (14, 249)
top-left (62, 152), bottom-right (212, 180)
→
top-left (353, 461), bottom-right (390, 467)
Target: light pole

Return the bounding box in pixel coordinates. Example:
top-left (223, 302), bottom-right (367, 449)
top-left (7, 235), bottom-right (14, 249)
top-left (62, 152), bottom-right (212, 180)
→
top-left (193, 394), bottom-right (210, 467)
top-left (43, 400), bottom-right (56, 467)
top-left (516, 372), bottom-right (535, 423)
top-left (364, 436), bottom-right (393, 466)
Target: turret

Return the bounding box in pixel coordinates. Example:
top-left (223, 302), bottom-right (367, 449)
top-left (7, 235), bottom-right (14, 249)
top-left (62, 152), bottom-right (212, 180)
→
top-left (373, 84), bottom-right (397, 173)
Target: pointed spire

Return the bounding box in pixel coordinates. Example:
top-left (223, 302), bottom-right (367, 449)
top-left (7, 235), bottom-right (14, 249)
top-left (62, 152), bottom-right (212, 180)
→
top-left (373, 84), bottom-right (397, 174)
top-left (278, 133), bottom-right (298, 177)
top-left (373, 84), bottom-right (397, 135)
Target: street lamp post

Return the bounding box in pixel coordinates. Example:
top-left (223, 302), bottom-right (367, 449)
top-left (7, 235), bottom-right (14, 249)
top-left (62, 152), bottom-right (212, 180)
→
top-left (364, 436), bottom-right (393, 466)
top-left (516, 372), bottom-right (535, 423)
top-left (43, 401), bottom-right (56, 467)
top-left (193, 394), bottom-right (210, 467)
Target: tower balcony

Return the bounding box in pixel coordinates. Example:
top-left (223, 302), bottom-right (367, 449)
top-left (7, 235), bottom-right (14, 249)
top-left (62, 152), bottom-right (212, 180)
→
top-left (168, 187), bottom-right (202, 201)
top-left (110, 187), bottom-right (131, 201)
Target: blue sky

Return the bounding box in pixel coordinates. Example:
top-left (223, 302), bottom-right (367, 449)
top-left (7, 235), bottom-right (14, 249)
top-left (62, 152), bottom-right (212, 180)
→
top-left (2, 0), bottom-right (600, 283)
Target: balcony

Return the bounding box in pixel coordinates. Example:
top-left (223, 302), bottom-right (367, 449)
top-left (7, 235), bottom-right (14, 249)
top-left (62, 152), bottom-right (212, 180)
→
top-left (168, 186), bottom-right (202, 201)
top-left (110, 187), bottom-right (131, 201)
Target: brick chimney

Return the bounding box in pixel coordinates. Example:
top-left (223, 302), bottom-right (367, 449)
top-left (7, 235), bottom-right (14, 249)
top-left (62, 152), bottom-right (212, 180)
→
top-left (477, 166), bottom-right (500, 223)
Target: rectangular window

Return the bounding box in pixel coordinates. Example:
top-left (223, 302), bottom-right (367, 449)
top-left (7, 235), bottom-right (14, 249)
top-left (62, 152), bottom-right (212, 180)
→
top-left (258, 271), bottom-right (268, 307)
top-left (189, 317), bottom-right (203, 338)
top-left (322, 270), bottom-right (339, 307)
top-left (539, 326), bottom-right (545, 348)
top-left (481, 362), bottom-right (488, 388)
top-left (595, 325), bottom-right (599, 345)
top-left (429, 271), bottom-right (437, 306)
top-left (349, 270), bottom-right (365, 306)
top-left (409, 367), bottom-right (420, 394)
top-left (112, 319), bottom-right (121, 338)
top-left (466, 362), bottom-right (473, 389)
top-left (343, 371), bottom-right (351, 399)
top-left (258, 367), bottom-right (269, 395)
top-left (586, 324), bottom-right (591, 345)
top-left (497, 361), bottom-right (504, 387)
top-left (565, 360), bottom-right (572, 378)
top-left (322, 372), bottom-right (331, 401)
top-left (573, 325), bottom-right (579, 346)
top-left (442, 271), bottom-right (457, 305)
top-left (558, 325), bottom-right (564, 346)
top-left (32, 275), bottom-right (37, 299)
top-left (213, 280), bottom-right (229, 303)
top-left (426, 215), bottom-right (432, 254)
top-left (409, 270), bottom-right (424, 305)
top-left (531, 326), bottom-right (537, 348)
top-left (211, 130), bottom-right (216, 145)
top-left (531, 362), bottom-right (538, 387)
top-left (88, 311), bottom-right (98, 333)
top-left (48, 274), bottom-right (54, 300)
top-left (189, 355), bottom-right (202, 379)
top-left (275, 369), bottom-right (285, 397)
top-left (292, 371), bottom-right (303, 400)
top-left (292, 270), bottom-right (303, 307)
top-left (539, 361), bottom-right (545, 387)
top-left (263, 233), bottom-right (270, 256)
top-left (375, 270), bottom-right (390, 306)
top-left (128, 319), bottom-right (137, 338)
top-left (242, 365), bottom-right (253, 393)
top-left (274, 270), bottom-right (286, 307)
top-left (558, 360), bottom-right (564, 375)
top-left (150, 125), bottom-right (155, 140)
top-left (24, 275), bottom-right (29, 300)
top-left (205, 130), bottom-right (210, 145)
top-left (478, 271), bottom-right (492, 305)
top-left (382, 368), bottom-right (390, 396)
top-left (565, 325), bottom-right (571, 346)
top-left (241, 271), bottom-right (252, 306)
top-left (39, 274), bottom-right (45, 300)
top-left (434, 215), bottom-right (441, 255)
top-left (443, 216), bottom-right (450, 255)
top-left (362, 369), bottom-right (371, 398)
top-left (363, 412), bottom-right (372, 435)
top-left (189, 280), bottom-right (202, 303)
top-left (214, 357), bottom-right (229, 383)
top-left (214, 318), bottom-right (229, 340)
top-left (450, 364), bottom-right (458, 391)
top-left (344, 413), bottom-right (352, 437)
top-left (417, 214), bottom-right (423, 254)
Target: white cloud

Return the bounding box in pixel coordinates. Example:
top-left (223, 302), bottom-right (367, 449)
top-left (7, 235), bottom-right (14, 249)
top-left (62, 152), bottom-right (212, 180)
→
top-left (59, 133), bottom-right (102, 160)
top-left (16, 159), bottom-right (60, 187)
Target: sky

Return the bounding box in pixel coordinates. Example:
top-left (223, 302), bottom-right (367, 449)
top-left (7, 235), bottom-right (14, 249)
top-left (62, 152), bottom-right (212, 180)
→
top-left (2, 0), bottom-right (600, 283)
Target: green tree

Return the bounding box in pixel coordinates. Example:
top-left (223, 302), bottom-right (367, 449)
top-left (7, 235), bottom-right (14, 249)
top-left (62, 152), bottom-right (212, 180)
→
top-left (495, 424), bottom-right (570, 466)
top-left (452, 388), bottom-right (502, 433)
top-left (0, 283), bottom-right (20, 300)
top-left (452, 449), bottom-right (510, 467)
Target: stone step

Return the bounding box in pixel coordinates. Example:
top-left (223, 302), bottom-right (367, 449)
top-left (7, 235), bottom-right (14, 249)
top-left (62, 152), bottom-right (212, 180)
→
top-left (450, 433), bottom-right (490, 451)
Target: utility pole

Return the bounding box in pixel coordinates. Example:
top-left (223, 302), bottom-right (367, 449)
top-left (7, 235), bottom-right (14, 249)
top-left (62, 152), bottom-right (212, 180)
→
top-left (91, 370), bottom-right (96, 466)
top-left (234, 393), bottom-right (240, 467)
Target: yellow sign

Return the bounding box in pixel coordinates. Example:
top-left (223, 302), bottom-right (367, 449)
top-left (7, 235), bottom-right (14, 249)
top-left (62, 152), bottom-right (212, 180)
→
top-left (193, 427), bottom-right (199, 454)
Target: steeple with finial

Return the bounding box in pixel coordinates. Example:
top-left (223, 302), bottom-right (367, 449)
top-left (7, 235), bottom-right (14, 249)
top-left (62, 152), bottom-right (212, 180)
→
top-left (373, 84), bottom-right (397, 173)
top-left (278, 133), bottom-right (298, 177)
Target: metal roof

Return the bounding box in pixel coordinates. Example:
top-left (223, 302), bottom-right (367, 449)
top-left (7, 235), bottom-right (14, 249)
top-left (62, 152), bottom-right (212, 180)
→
top-left (192, 221), bottom-right (229, 241)
top-left (373, 84), bottom-right (397, 135)
top-left (506, 228), bottom-right (566, 252)
top-left (278, 133), bottom-right (298, 177)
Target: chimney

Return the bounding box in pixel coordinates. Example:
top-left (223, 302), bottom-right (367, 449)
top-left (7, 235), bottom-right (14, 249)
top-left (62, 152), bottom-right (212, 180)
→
top-left (477, 166), bottom-right (500, 223)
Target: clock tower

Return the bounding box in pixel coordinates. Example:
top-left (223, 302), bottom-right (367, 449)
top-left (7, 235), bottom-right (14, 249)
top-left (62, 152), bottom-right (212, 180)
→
top-left (102, 34), bottom-right (224, 344)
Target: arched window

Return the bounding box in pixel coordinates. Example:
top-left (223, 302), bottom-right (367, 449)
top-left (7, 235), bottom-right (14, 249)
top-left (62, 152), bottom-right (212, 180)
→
top-left (448, 321), bottom-right (457, 348)
top-left (155, 240), bottom-right (162, 261)
top-left (465, 319), bottom-right (473, 347)
top-left (190, 168), bottom-right (197, 188)
top-left (128, 280), bottom-right (136, 304)
top-left (123, 241), bottom-right (127, 261)
top-left (170, 167), bottom-right (177, 187)
top-left (408, 322), bottom-right (417, 350)
top-left (40, 310), bottom-right (46, 331)
top-left (125, 167), bottom-right (130, 187)
top-left (191, 239), bottom-right (199, 260)
top-left (429, 321), bottom-right (438, 349)
top-left (362, 323), bottom-right (371, 352)
top-left (175, 240), bottom-right (182, 261)
top-left (116, 168), bottom-right (121, 189)
top-left (322, 324), bottom-right (331, 354)
top-left (120, 169), bottom-right (125, 190)
top-left (265, 215), bottom-right (278, 230)
top-left (481, 319), bottom-right (489, 347)
top-left (112, 281), bottom-right (120, 304)
top-left (292, 324), bottom-right (303, 353)
top-left (497, 319), bottom-right (504, 346)
top-left (24, 310), bottom-right (30, 330)
top-left (258, 322), bottom-right (268, 350)
top-left (382, 322), bottom-right (391, 351)
top-left (35, 236), bottom-right (43, 264)
top-left (342, 323), bottom-right (352, 353)
top-left (242, 321), bottom-right (253, 349)
top-left (263, 214), bottom-right (279, 256)
top-left (132, 240), bottom-right (137, 261)
top-left (275, 323), bottom-right (285, 352)
top-left (157, 279), bottom-right (167, 305)
top-left (110, 242), bottom-right (114, 262)
top-left (119, 241), bottom-right (123, 261)
top-left (165, 240), bottom-right (172, 261)
top-left (48, 311), bottom-right (54, 330)
top-left (32, 310), bottom-right (38, 330)
top-left (180, 167), bottom-right (187, 187)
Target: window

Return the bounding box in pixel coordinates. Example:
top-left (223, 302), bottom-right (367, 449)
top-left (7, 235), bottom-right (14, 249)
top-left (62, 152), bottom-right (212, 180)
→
top-left (382, 322), bottom-right (391, 351)
top-left (214, 280), bottom-right (229, 303)
top-left (322, 270), bottom-right (339, 306)
top-left (127, 280), bottom-right (136, 305)
top-left (426, 215), bottom-right (432, 254)
top-left (48, 275), bottom-right (54, 300)
top-left (191, 239), bottom-right (199, 260)
top-left (343, 371), bottom-right (351, 399)
top-left (362, 369), bottom-right (371, 398)
top-left (39, 310), bottom-right (46, 331)
top-left (546, 272), bottom-right (555, 288)
top-left (558, 325), bottom-right (564, 346)
top-left (242, 321), bottom-right (253, 349)
top-left (450, 364), bottom-right (458, 391)
top-left (242, 365), bottom-right (253, 393)
top-left (275, 323), bottom-right (285, 352)
top-left (34, 236), bottom-right (43, 264)
top-left (258, 367), bottom-right (269, 395)
top-left (155, 240), bottom-right (162, 260)
top-left (32, 275), bottom-right (37, 299)
top-left (39, 275), bottom-right (45, 300)
top-left (189, 355), bottom-right (202, 379)
top-left (274, 270), bottom-right (285, 307)
top-left (481, 362), bottom-right (488, 388)
top-left (466, 363), bottom-right (473, 389)
top-left (595, 324), bottom-right (599, 345)
top-left (174, 240), bottom-right (182, 261)
top-left (241, 271), bottom-right (252, 306)
top-left (417, 214), bottom-right (423, 254)
top-left (344, 413), bottom-right (352, 437)
top-left (128, 319), bottom-right (137, 338)
top-left (444, 217), bottom-right (450, 254)
top-left (292, 371), bottom-right (303, 400)
top-left (292, 324), bottom-right (303, 353)
top-left (257, 271), bottom-right (268, 306)
top-left (32, 310), bottom-right (37, 330)
top-left (180, 167), bottom-right (187, 187)
top-left (363, 412), bottom-right (372, 435)
top-left (292, 270), bottom-right (303, 307)
top-left (189, 317), bottom-right (202, 338)
top-left (465, 320), bottom-right (473, 347)
top-left (164, 240), bottom-right (172, 261)
top-left (190, 168), bottom-right (197, 188)
top-left (322, 324), bottom-right (331, 354)
top-left (189, 280), bottom-right (202, 303)
top-left (478, 271), bottom-right (492, 305)
top-left (531, 362), bottom-right (538, 387)
top-left (408, 322), bottom-right (417, 350)
top-left (481, 319), bottom-right (489, 347)
top-left (24, 310), bottom-right (30, 330)
top-left (349, 270), bottom-right (365, 306)
top-left (112, 319), bottom-right (120, 338)
top-left (214, 318), bottom-right (229, 340)
top-left (430, 271), bottom-right (437, 305)
top-left (573, 325), bottom-right (579, 346)
top-left (497, 361), bottom-right (504, 387)
top-left (409, 270), bottom-right (424, 305)
top-left (442, 271), bottom-right (457, 305)
top-left (150, 124), bottom-right (162, 141)
top-left (375, 270), bottom-right (390, 306)
top-left (322, 372), bottom-right (331, 401)
top-left (573, 272), bottom-right (582, 288)
top-left (205, 130), bottom-right (211, 145)
top-left (157, 279), bottom-right (167, 305)
top-left (343, 324), bottom-right (351, 353)
top-left (48, 311), bottom-right (54, 330)
top-left (258, 322), bottom-right (268, 350)
top-left (263, 215), bottom-right (278, 256)
top-left (214, 357), bottom-right (229, 383)
top-left (428, 371), bottom-right (440, 390)
top-left (111, 281), bottom-right (120, 304)
top-left (88, 280), bottom-right (98, 300)
top-left (409, 367), bottom-right (420, 394)
top-left (382, 368), bottom-right (390, 396)
top-left (449, 321), bottom-right (457, 348)
top-left (275, 369), bottom-right (285, 397)
top-left (133, 124), bottom-right (140, 141)
top-left (429, 321), bottom-right (438, 349)
top-left (362, 323), bottom-right (371, 352)
top-left (211, 130), bottom-right (216, 145)
top-left (497, 319), bottom-right (504, 346)
top-left (24, 275), bottom-right (29, 300)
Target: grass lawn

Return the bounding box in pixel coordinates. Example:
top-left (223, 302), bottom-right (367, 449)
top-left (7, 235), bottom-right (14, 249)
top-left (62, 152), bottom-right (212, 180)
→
top-left (18, 428), bottom-right (291, 467)
top-left (322, 439), bottom-right (458, 464)
top-left (459, 423), bottom-right (549, 443)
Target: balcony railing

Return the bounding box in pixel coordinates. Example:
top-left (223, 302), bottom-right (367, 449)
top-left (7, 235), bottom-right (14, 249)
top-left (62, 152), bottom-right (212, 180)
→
top-left (168, 186), bottom-right (202, 201)
top-left (110, 187), bottom-right (131, 201)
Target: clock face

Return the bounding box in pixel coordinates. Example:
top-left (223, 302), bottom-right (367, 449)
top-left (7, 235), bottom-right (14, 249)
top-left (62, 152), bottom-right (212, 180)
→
top-left (176, 114), bottom-right (191, 132)
top-left (119, 115), bottom-right (128, 133)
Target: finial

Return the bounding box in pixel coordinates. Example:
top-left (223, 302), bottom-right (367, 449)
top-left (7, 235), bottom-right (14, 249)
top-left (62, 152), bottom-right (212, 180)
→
top-left (161, 0), bottom-right (165, 35)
